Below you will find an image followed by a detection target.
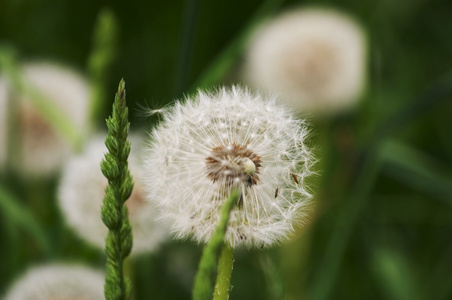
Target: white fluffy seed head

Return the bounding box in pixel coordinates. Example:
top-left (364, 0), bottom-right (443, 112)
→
top-left (144, 86), bottom-right (315, 248)
top-left (58, 134), bottom-right (168, 255)
top-left (244, 8), bottom-right (367, 115)
top-left (0, 61), bottom-right (90, 176)
top-left (3, 264), bottom-right (104, 300)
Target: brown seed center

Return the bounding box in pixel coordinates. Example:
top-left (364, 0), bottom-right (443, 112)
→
top-left (205, 143), bottom-right (262, 186)
top-left (20, 102), bottom-right (57, 143)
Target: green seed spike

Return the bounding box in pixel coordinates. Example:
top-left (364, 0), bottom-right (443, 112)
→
top-left (100, 79), bottom-right (134, 300)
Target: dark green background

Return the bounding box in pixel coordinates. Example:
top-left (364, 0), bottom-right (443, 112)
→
top-left (1, 0), bottom-right (452, 299)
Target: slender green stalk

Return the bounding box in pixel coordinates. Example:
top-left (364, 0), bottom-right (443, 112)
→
top-left (260, 253), bottom-right (286, 300)
top-left (309, 145), bottom-right (383, 300)
top-left (213, 245), bottom-right (234, 300)
top-left (192, 190), bottom-right (239, 300)
top-left (88, 8), bottom-right (118, 126)
top-left (101, 79), bottom-right (134, 300)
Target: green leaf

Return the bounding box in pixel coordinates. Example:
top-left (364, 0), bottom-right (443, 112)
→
top-left (0, 183), bottom-right (51, 256)
top-left (380, 140), bottom-right (452, 204)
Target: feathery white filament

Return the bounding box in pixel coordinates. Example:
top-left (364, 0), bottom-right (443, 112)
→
top-left (144, 87), bottom-right (314, 248)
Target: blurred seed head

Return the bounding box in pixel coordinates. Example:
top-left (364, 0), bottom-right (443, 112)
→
top-left (143, 86), bottom-right (315, 248)
top-left (0, 78), bottom-right (8, 169)
top-left (244, 8), bottom-right (367, 115)
top-left (58, 134), bottom-right (168, 255)
top-left (0, 61), bottom-right (90, 176)
top-left (3, 264), bottom-right (104, 300)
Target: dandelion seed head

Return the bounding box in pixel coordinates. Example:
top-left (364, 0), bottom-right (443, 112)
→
top-left (0, 62), bottom-right (90, 176)
top-left (244, 8), bottom-right (366, 115)
top-left (144, 87), bottom-right (315, 248)
top-left (3, 264), bottom-right (104, 300)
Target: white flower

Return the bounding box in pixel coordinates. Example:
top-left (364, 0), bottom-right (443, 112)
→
top-left (0, 61), bottom-right (90, 176)
top-left (143, 87), bottom-right (314, 248)
top-left (3, 264), bottom-right (104, 300)
top-left (244, 8), bottom-right (366, 115)
top-left (58, 134), bottom-right (167, 255)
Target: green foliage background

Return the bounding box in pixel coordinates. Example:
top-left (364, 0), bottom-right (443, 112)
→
top-left (1, 0), bottom-right (452, 299)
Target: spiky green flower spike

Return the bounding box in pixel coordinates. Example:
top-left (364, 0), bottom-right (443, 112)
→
top-left (100, 79), bottom-right (134, 300)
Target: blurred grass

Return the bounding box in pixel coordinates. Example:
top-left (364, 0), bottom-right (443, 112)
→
top-left (0, 183), bottom-right (51, 256)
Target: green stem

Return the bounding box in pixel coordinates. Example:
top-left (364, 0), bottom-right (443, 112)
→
top-left (213, 244), bottom-right (234, 300)
top-left (260, 253), bottom-right (286, 300)
top-left (309, 146), bottom-right (382, 300)
top-left (88, 8), bottom-right (118, 127)
top-left (192, 190), bottom-right (239, 300)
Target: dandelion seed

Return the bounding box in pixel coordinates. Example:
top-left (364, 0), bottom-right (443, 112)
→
top-left (144, 87), bottom-right (314, 248)
top-left (134, 101), bottom-right (171, 120)
top-left (291, 172), bottom-right (299, 184)
top-left (244, 8), bottom-right (366, 115)
top-left (58, 134), bottom-right (167, 254)
top-left (4, 264), bottom-right (104, 300)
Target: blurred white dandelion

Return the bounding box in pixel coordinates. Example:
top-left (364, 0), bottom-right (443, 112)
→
top-left (0, 61), bottom-right (90, 176)
top-left (244, 8), bottom-right (367, 115)
top-left (144, 87), bottom-right (314, 248)
top-left (0, 78), bottom-right (8, 169)
top-left (3, 264), bottom-right (104, 300)
top-left (58, 134), bottom-right (167, 255)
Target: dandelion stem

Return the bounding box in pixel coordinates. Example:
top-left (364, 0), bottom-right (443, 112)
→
top-left (213, 244), bottom-right (234, 300)
top-left (192, 190), bottom-right (239, 300)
